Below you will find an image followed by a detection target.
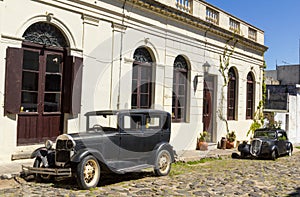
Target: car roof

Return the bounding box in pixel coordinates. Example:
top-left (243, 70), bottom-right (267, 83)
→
top-left (255, 128), bottom-right (285, 132)
top-left (85, 109), bottom-right (170, 116)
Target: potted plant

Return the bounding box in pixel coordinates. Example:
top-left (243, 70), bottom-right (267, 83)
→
top-left (197, 131), bottom-right (209, 151)
top-left (226, 131), bottom-right (236, 149)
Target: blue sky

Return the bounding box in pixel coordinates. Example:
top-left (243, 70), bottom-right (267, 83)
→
top-left (206, 0), bottom-right (300, 70)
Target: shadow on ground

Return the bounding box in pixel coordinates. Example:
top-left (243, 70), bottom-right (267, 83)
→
top-left (288, 188), bottom-right (300, 197)
top-left (24, 171), bottom-right (154, 190)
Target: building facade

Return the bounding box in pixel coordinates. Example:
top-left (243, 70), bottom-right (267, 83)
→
top-left (0, 0), bottom-right (267, 161)
top-left (265, 65), bottom-right (300, 144)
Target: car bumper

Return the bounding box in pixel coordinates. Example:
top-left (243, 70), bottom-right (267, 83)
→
top-left (22, 165), bottom-right (72, 177)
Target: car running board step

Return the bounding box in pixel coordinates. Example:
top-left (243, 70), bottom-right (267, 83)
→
top-left (116, 164), bottom-right (154, 173)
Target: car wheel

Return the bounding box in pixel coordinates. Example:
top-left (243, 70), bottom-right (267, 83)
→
top-left (33, 158), bottom-right (53, 182)
top-left (271, 150), bottom-right (277, 161)
top-left (76, 155), bottom-right (100, 189)
top-left (288, 148), bottom-right (292, 156)
top-left (154, 149), bottom-right (172, 176)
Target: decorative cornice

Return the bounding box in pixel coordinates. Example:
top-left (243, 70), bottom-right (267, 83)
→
top-left (112, 22), bottom-right (127, 33)
top-left (125, 0), bottom-right (268, 54)
top-left (82, 14), bottom-right (100, 26)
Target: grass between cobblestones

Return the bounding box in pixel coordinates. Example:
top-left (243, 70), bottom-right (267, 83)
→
top-left (170, 157), bottom-right (222, 176)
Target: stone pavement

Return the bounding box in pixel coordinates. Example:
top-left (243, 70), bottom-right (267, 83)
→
top-left (1, 149), bottom-right (300, 196)
top-left (0, 147), bottom-right (237, 180)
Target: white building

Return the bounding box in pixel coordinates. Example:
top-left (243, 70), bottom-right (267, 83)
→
top-left (265, 65), bottom-right (300, 145)
top-left (0, 0), bottom-right (267, 161)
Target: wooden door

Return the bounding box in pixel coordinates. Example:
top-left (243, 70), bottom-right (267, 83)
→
top-left (203, 77), bottom-right (214, 142)
top-left (17, 48), bottom-right (64, 145)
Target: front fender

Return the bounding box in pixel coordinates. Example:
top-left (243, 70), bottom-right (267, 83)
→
top-left (31, 147), bottom-right (55, 167)
top-left (31, 147), bottom-right (48, 159)
top-left (71, 148), bottom-right (106, 164)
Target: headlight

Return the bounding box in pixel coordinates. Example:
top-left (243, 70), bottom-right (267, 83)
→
top-left (66, 139), bottom-right (75, 149)
top-left (45, 140), bottom-right (53, 150)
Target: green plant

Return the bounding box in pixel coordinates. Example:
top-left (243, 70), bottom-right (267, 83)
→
top-left (199, 131), bottom-right (209, 142)
top-left (226, 131), bottom-right (236, 142)
top-left (218, 35), bottom-right (239, 134)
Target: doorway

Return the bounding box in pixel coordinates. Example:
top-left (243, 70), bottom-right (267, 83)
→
top-left (203, 76), bottom-right (215, 142)
top-left (17, 46), bottom-right (65, 145)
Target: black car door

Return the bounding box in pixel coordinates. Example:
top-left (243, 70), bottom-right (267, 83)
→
top-left (119, 113), bottom-right (145, 167)
top-left (277, 131), bottom-right (287, 155)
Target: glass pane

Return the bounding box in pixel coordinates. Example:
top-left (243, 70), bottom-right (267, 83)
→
top-left (140, 94), bottom-right (149, 107)
top-left (22, 71), bottom-right (38, 91)
top-left (131, 94), bottom-right (137, 108)
top-left (141, 67), bottom-right (150, 80)
top-left (140, 83), bottom-right (149, 93)
top-left (132, 65), bottom-right (138, 79)
top-left (21, 92), bottom-right (38, 112)
top-left (46, 54), bottom-right (62, 73)
top-left (23, 50), bottom-right (39, 71)
top-left (45, 74), bottom-right (61, 92)
top-left (178, 84), bottom-right (185, 96)
top-left (132, 80), bottom-right (137, 93)
top-left (44, 93), bottom-right (60, 112)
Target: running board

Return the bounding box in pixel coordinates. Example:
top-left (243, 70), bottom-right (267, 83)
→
top-left (116, 164), bottom-right (154, 173)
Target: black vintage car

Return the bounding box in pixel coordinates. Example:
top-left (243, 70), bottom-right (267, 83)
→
top-left (238, 128), bottom-right (293, 160)
top-left (23, 109), bottom-right (175, 189)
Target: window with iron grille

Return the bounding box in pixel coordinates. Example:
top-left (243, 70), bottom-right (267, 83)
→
top-left (206, 7), bottom-right (219, 25)
top-left (227, 68), bottom-right (237, 120)
top-left (246, 72), bottom-right (254, 119)
top-left (172, 55), bottom-right (188, 122)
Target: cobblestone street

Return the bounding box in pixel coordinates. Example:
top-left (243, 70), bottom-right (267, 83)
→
top-left (1, 151), bottom-right (300, 196)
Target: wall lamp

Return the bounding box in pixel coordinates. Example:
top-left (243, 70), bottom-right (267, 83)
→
top-left (193, 61), bottom-right (211, 93)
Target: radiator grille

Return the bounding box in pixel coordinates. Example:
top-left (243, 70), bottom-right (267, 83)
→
top-left (250, 139), bottom-right (262, 156)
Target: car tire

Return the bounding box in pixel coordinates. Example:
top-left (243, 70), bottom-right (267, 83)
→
top-left (154, 149), bottom-right (172, 176)
top-left (288, 148), bottom-right (292, 157)
top-left (76, 155), bottom-right (100, 189)
top-left (271, 150), bottom-right (277, 161)
top-left (33, 158), bottom-right (53, 183)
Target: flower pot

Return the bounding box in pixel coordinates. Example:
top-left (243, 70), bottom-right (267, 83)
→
top-left (226, 141), bottom-right (235, 149)
top-left (198, 141), bottom-right (208, 151)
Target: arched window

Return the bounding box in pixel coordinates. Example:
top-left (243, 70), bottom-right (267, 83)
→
top-left (246, 72), bottom-right (255, 119)
top-left (172, 55), bottom-right (188, 122)
top-left (131, 47), bottom-right (154, 109)
top-left (227, 68), bottom-right (237, 120)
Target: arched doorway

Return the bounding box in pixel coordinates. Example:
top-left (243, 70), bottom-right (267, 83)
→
top-left (4, 22), bottom-right (83, 145)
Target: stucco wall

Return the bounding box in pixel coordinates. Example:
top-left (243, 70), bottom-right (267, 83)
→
top-left (0, 0), bottom-right (266, 161)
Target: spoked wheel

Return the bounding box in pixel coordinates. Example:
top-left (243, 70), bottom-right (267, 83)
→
top-left (33, 158), bottom-right (53, 182)
top-left (154, 149), bottom-right (172, 176)
top-left (76, 155), bottom-right (100, 189)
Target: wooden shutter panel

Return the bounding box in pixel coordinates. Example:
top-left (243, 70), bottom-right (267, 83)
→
top-left (63, 56), bottom-right (83, 115)
top-left (4, 47), bottom-right (23, 115)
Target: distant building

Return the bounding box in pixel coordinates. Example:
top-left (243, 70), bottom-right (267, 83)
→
top-left (265, 65), bottom-right (300, 144)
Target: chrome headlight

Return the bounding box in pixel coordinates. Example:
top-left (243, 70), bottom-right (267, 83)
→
top-left (66, 139), bottom-right (76, 150)
top-left (45, 140), bottom-right (53, 150)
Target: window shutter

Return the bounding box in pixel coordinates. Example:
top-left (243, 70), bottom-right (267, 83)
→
top-left (63, 56), bottom-right (83, 115)
top-left (4, 47), bottom-right (23, 115)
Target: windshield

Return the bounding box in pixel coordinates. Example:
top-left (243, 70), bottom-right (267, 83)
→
top-left (87, 114), bottom-right (118, 131)
top-left (253, 131), bottom-right (276, 139)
